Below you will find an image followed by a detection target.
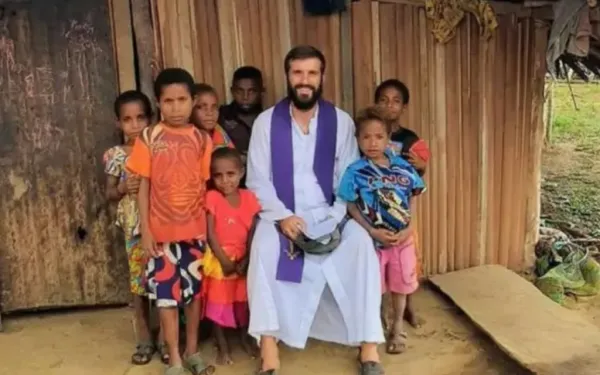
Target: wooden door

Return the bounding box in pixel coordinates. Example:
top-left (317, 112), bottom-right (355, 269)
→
top-left (0, 0), bottom-right (128, 312)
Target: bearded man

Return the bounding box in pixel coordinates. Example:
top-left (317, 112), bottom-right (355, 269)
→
top-left (246, 45), bottom-right (385, 375)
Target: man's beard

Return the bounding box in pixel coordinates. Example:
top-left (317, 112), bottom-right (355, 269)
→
top-left (232, 101), bottom-right (262, 115)
top-left (287, 82), bottom-right (323, 111)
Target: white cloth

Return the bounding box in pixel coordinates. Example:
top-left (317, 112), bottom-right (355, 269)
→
top-left (246, 104), bottom-right (385, 348)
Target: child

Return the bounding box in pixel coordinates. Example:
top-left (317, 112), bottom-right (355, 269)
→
top-left (192, 83), bottom-right (234, 149)
top-left (375, 79), bottom-right (431, 329)
top-left (126, 68), bottom-right (215, 375)
top-left (338, 106), bottom-right (425, 355)
top-left (201, 147), bottom-right (260, 365)
top-left (103, 90), bottom-right (169, 365)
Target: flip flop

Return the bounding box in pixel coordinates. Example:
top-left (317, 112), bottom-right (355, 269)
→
top-left (131, 340), bottom-right (155, 365)
top-left (183, 352), bottom-right (215, 375)
top-left (157, 342), bottom-right (170, 365)
top-left (386, 331), bottom-right (407, 354)
top-left (359, 361), bottom-right (385, 375)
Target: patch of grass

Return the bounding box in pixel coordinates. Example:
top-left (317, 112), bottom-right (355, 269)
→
top-left (543, 82), bottom-right (600, 233)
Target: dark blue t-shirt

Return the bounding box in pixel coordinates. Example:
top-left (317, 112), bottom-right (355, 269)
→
top-left (338, 151), bottom-right (425, 232)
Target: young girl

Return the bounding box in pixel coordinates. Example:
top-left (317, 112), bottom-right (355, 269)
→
top-left (338, 106), bottom-right (425, 355)
top-left (192, 83), bottom-right (235, 149)
top-left (375, 79), bottom-right (431, 329)
top-left (201, 147), bottom-right (260, 365)
top-left (104, 90), bottom-right (168, 365)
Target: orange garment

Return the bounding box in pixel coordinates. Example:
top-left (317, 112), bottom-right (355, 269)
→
top-left (201, 189), bottom-right (260, 327)
top-left (126, 123), bottom-right (213, 243)
top-left (210, 124), bottom-right (235, 150)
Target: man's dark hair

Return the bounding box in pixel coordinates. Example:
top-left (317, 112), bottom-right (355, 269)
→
top-left (113, 90), bottom-right (153, 119)
top-left (194, 83), bottom-right (217, 98)
top-left (232, 66), bottom-right (263, 86)
top-left (374, 79), bottom-right (410, 105)
top-left (153, 68), bottom-right (195, 99)
top-left (211, 146), bottom-right (244, 170)
top-left (354, 106), bottom-right (393, 136)
top-left (284, 45), bottom-right (326, 75)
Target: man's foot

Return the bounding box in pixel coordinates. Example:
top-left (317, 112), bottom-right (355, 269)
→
top-left (259, 336), bottom-right (280, 372)
top-left (183, 352), bottom-right (215, 375)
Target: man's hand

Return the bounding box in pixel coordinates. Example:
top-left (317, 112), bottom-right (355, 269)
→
top-left (126, 175), bottom-right (141, 195)
top-left (369, 228), bottom-right (397, 247)
top-left (279, 215), bottom-right (306, 241)
top-left (142, 231), bottom-right (161, 258)
top-left (403, 150), bottom-right (426, 171)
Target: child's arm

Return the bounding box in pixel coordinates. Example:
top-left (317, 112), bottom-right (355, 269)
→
top-left (105, 175), bottom-right (126, 201)
top-left (207, 212), bottom-right (236, 276)
top-left (348, 202), bottom-right (396, 246)
top-left (137, 177), bottom-right (159, 257)
top-left (236, 214), bottom-right (258, 275)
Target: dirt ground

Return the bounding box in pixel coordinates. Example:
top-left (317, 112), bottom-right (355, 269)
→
top-left (0, 285), bottom-right (526, 375)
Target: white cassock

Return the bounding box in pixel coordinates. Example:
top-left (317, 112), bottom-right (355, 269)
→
top-left (246, 104), bottom-right (385, 349)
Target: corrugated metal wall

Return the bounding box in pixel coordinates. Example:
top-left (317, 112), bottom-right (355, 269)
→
top-left (352, 1), bottom-right (548, 275)
top-left (145, 0), bottom-right (548, 276)
top-left (0, 0), bottom-right (128, 312)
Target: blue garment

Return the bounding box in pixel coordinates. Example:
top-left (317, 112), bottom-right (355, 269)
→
top-left (338, 152), bottom-right (425, 232)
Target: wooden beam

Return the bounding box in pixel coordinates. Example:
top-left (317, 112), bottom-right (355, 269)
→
top-left (109, 0), bottom-right (136, 92)
top-left (131, 0), bottom-right (156, 107)
top-left (217, 0), bottom-right (237, 103)
top-left (340, 0), bottom-right (354, 113)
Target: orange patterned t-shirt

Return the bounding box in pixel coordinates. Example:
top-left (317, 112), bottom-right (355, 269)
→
top-left (126, 123), bottom-right (213, 243)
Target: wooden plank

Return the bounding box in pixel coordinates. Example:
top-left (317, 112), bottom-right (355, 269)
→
top-left (110, 0), bottom-right (136, 91)
top-left (371, 2), bottom-right (381, 86)
top-left (430, 265), bottom-right (600, 375)
top-left (131, 0), bottom-right (156, 106)
top-left (339, 0), bottom-right (354, 113)
top-left (217, 0), bottom-right (237, 102)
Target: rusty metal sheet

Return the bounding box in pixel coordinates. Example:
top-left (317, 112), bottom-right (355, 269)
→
top-left (0, 0), bottom-right (128, 312)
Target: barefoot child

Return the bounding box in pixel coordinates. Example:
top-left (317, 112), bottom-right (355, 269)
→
top-left (192, 83), bottom-right (234, 149)
top-left (127, 68), bottom-right (215, 375)
top-left (104, 91), bottom-right (169, 365)
top-left (375, 79), bottom-right (431, 329)
top-left (338, 106), bottom-right (425, 355)
top-left (201, 147), bottom-right (260, 365)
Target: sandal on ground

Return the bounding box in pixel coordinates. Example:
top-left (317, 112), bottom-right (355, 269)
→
top-left (165, 365), bottom-right (190, 375)
top-left (131, 341), bottom-right (155, 365)
top-left (157, 342), bottom-right (170, 365)
top-left (183, 352), bottom-right (216, 375)
top-left (359, 361), bottom-right (385, 375)
top-left (256, 360), bottom-right (278, 374)
top-left (386, 331), bottom-right (407, 354)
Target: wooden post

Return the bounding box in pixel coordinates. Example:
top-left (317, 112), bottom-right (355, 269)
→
top-left (131, 0), bottom-right (156, 108)
top-left (340, 0), bottom-right (354, 113)
top-left (108, 0), bottom-right (136, 92)
top-left (543, 80), bottom-right (554, 145)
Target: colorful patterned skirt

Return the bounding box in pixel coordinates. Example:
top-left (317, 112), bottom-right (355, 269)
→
top-left (125, 235), bottom-right (146, 296)
top-left (201, 248), bottom-right (249, 328)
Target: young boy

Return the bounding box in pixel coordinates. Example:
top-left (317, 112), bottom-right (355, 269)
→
top-left (375, 79), bottom-right (430, 329)
top-left (338, 106), bottom-right (425, 354)
top-left (126, 68), bottom-right (215, 375)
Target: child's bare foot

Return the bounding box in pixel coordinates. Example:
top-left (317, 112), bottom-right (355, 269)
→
top-left (240, 333), bottom-right (259, 358)
top-left (216, 349), bottom-right (233, 366)
top-left (404, 308), bottom-right (424, 329)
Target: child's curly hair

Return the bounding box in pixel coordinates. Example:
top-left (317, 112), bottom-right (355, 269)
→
top-left (354, 106), bottom-right (394, 136)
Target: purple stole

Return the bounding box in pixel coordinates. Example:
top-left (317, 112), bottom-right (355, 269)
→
top-left (270, 98), bottom-right (338, 283)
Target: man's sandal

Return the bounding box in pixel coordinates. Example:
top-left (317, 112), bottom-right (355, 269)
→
top-left (165, 366), bottom-right (190, 375)
top-left (157, 342), bottom-right (170, 365)
top-left (386, 331), bottom-right (407, 354)
top-left (131, 341), bottom-right (155, 365)
top-left (183, 352), bottom-right (216, 375)
top-left (359, 361), bottom-right (385, 375)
